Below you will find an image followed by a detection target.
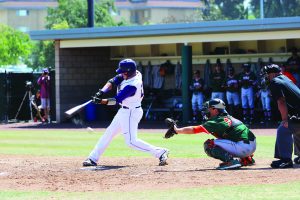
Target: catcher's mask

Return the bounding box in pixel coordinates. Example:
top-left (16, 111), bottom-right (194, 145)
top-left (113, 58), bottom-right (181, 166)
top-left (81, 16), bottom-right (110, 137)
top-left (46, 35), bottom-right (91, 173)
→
top-left (202, 98), bottom-right (227, 118)
top-left (116, 58), bottom-right (137, 76)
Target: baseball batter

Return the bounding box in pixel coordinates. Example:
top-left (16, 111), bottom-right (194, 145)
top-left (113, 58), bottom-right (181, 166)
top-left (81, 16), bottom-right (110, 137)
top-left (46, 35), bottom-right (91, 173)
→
top-left (165, 99), bottom-right (256, 170)
top-left (83, 58), bottom-right (169, 167)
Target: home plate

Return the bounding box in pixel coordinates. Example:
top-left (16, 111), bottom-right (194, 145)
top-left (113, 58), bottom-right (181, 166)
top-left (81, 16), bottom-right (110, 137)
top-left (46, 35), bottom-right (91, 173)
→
top-left (80, 166), bottom-right (125, 171)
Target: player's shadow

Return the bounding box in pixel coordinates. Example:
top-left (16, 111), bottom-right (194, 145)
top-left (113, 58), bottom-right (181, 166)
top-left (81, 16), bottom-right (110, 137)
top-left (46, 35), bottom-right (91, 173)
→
top-left (154, 165), bottom-right (299, 173)
top-left (80, 165), bottom-right (126, 171)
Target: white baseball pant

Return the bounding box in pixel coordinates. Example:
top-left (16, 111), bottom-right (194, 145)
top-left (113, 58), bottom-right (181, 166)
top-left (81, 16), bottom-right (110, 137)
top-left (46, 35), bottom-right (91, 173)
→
top-left (88, 107), bottom-right (166, 162)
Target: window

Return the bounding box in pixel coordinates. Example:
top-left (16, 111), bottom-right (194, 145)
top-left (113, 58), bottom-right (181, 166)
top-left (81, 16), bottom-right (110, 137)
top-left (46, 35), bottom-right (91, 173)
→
top-left (18, 26), bottom-right (29, 32)
top-left (16, 10), bottom-right (29, 16)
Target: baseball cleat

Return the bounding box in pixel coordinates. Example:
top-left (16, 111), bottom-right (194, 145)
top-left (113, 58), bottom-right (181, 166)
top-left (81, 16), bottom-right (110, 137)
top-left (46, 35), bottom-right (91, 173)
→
top-left (82, 158), bottom-right (97, 167)
top-left (294, 156), bottom-right (300, 164)
top-left (159, 149), bottom-right (169, 166)
top-left (270, 159), bottom-right (293, 169)
top-left (216, 159), bottom-right (241, 170)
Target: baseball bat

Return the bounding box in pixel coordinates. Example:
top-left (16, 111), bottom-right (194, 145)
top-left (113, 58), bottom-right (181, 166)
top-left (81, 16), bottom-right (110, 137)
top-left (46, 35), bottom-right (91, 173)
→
top-left (65, 100), bottom-right (92, 118)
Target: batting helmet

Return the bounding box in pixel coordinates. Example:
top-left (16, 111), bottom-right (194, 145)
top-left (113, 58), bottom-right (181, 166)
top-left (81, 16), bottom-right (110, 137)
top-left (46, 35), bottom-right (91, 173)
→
top-left (116, 59), bottom-right (136, 75)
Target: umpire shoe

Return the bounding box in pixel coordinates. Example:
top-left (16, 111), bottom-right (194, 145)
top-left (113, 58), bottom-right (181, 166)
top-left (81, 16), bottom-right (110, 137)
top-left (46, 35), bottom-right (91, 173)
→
top-left (82, 158), bottom-right (97, 167)
top-left (159, 149), bottom-right (169, 166)
top-left (294, 156), bottom-right (300, 164)
top-left (270, 159), bottom-right (293, 169)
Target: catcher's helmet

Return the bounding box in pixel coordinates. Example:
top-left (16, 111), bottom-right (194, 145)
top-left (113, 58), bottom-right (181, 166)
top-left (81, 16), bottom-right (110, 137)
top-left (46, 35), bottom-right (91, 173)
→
top-left (116, 59), bottom-right (136, 75)
top-left (202, 98), bottom-right (227, 115)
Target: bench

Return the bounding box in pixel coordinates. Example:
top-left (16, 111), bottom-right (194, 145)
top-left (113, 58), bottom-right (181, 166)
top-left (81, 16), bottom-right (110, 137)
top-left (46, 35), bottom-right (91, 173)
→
top-left (143, 96), bottom-right (182, 121)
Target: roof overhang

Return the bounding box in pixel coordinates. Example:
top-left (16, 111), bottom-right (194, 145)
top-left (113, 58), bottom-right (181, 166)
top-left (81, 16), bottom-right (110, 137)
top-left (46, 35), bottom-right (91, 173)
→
top-left (30, 17), bottom-right (300, 48)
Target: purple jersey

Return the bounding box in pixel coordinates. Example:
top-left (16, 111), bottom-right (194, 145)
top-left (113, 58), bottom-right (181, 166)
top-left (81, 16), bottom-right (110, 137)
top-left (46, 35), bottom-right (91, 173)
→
top-left (37, 75), bottom-right (50, 98)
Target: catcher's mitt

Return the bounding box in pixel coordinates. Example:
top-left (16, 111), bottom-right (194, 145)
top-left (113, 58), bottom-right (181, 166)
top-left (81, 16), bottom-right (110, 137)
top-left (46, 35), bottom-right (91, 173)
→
top-left (164, 118), bottom-right (178, 139)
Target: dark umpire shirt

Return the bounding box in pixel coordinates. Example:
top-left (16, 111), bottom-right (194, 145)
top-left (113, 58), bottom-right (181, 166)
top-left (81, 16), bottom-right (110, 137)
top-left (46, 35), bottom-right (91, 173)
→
top-left (269, 74), bottom-right (300, 115)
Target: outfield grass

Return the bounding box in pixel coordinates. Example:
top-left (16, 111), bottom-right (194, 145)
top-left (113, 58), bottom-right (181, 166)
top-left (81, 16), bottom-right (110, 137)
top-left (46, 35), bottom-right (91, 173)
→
top-left (0, 129), bottom-right (275, 158)
top-left (0, 129), bottom-right (291, 200)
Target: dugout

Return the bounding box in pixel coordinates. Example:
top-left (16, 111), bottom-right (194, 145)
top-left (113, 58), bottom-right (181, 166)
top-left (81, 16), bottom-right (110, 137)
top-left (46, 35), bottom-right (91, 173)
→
top-left (30, 17), bottom-right (300, 123)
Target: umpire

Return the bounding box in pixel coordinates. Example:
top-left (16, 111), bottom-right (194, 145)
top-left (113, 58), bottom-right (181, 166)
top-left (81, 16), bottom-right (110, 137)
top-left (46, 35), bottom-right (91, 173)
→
top-left (262, 64), bottom-right (300, 168)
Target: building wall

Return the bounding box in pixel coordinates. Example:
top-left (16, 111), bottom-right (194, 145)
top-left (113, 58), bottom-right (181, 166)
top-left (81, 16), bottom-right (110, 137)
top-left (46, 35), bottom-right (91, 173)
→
top-left (116, 7), bottom-right (198, 24)
top-left (0, 0), bottom-right (58, 31)
top-left (57, 47), bottom-right (118, 122)
top-left (0, 10), bottom-right (8, 24)
top-left (4, 9), bottom-right (48, 31)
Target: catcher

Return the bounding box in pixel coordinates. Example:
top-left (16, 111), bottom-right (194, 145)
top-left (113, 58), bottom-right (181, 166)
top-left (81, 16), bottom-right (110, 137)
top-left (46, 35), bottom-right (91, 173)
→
top-left (164, 98), bottom-right (256, 170)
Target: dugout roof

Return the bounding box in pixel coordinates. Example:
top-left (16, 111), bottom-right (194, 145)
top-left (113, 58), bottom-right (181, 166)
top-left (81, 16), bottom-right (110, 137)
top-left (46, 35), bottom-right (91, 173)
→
top-left (30, 17), bottom-right (300, 48)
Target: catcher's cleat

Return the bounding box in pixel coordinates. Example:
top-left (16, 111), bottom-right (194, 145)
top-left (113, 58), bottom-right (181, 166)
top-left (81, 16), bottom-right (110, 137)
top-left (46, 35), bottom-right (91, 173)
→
top-left (82, 158), bottom-right (97, 167)
top-left (159, 149), bottom-right (169, 166)
top-left (216, 159), bottom-right (241, 170)
top-left (240, 154), bottom-right (255, 166)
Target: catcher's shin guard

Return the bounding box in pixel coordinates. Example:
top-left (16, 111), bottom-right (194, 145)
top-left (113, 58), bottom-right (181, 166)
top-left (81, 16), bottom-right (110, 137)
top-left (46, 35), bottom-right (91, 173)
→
top-left (204, 139), bottom-right (233, 162)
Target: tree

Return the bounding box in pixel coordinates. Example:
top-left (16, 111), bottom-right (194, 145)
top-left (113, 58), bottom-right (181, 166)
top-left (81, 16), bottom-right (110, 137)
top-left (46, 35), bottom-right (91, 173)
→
top-left (28, 0), bottom-right (128, 70)
top-left (250, 0), bottom-right (300, 18)
top-left (46, 0), bottom-right (125, 29)
top-left (162, 0), bottom-right (248, 23)
top-left (0, 24), bottom-right (32, 66)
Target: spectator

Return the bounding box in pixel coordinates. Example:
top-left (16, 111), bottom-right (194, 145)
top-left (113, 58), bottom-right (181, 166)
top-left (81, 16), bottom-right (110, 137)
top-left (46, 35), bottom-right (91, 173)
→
top-left (286, 47), bottom-right (300, 87)
top-left (225, 67), bottom-right (240, 118)
top-left (239, 63), bottom-right (257, 124)
top-left (37, 68), bottom-right (51, 123)
top-left (31, 90), bottom-right (44, 122)
top-left (189, 70), bottom-right (204, 122)
top-left (209, 64), bottom-right (226, 101)
top-left (262, 64), bottom-right (300, 168)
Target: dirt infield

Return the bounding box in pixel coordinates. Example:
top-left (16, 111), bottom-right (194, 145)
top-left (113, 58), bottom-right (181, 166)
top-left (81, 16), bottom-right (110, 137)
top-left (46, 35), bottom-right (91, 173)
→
top-left (0, 122), bottom-right (299, 192)
top-left (0, 155), bottom-right (299, 192)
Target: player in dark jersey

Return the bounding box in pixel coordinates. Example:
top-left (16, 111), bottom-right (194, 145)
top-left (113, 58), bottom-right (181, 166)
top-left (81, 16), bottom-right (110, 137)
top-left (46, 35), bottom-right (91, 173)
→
top-left (173, 98), bottom-right (256, 170)
top-left (210, 64), bottom-right (226, 101)
top-left (262, 64), bottom-right (300, 168)
top-left (257, 78), bottom-right (272, 123)
top-left (190, 70), bottom-right (204, 122)
top-left (239, 63), bottom-right (257, 124)
top-left (225, 67), bottom-right (240, 118)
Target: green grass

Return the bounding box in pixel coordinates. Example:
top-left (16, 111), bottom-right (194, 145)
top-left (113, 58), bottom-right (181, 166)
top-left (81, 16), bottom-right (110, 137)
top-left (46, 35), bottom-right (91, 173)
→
top-left (0, 129), bottom-right (275, 158)
top-left (1, 182), bottom-right (300, 200)
top-left (0, 129), bottom-right (289, 200)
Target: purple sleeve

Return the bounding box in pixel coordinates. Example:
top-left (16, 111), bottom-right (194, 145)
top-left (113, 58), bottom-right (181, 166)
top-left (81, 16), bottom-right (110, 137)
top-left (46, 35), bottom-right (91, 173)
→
top-left (112, 75), bottom-right (124, 86)
top-left (115, 85), bottom-right (137, 103)
top-left (37, 76), bottom-right (42, 85)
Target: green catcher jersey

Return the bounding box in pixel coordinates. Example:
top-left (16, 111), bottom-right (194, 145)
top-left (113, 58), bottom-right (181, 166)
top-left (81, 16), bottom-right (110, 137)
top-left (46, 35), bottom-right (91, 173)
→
top-left (202, 114), bottom-right (256, 143)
